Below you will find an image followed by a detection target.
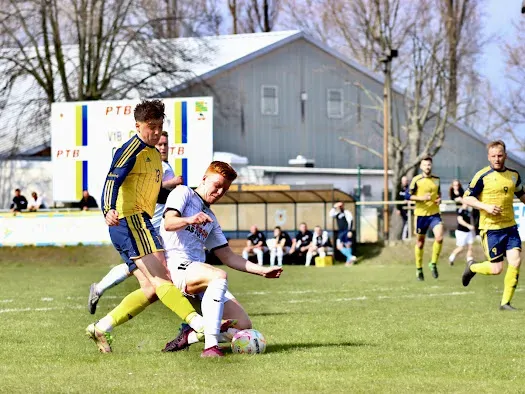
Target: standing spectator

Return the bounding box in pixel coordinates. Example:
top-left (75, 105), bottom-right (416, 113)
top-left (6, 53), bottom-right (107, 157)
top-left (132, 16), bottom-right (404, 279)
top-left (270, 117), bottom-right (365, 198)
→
top-left (10, 188), bottom-right (28, 212)
top-left (329, 202), bottom-right (353, 239)
top-left (448, 202), bottom-right (475, 266)
top-left (449, 179), bottom-right (464, 206)
top-left (395, 176), bottom-right (410, 240)
top-left (28, 191), bottom-right (46, 212)
top-left (79, 190), bottom-right (98, 211)
top-left (305, 226), bottom-right (332, 266)
top-left (242, 225), bottom-right (268, 266)
top-left (269, 226), bottom-right (292, 267)
top-left (337, 230), bottom-right (357, 266)
top-left (289, 222), bottom-right (313, 265)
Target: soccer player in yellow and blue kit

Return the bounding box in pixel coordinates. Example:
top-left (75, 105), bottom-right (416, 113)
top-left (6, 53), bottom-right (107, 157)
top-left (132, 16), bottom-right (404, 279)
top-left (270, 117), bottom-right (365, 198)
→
top-left (86, 99), bottom-right (204, 352)
top-left (462, 140), bottom-right (525, 311)
top-left (406, 156), bottom-right (444, 281)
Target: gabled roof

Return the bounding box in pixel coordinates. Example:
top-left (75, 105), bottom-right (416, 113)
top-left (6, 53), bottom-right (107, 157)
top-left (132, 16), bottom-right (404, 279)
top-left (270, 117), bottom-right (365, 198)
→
top-left (2, 30), bottom-right (524, 167)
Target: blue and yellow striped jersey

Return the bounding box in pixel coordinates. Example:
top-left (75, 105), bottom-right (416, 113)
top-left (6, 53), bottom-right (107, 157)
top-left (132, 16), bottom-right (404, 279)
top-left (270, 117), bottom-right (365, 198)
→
top-left (464, 166), bottom-right (524, 230)
top-left (406, 174), bottom-right (441, 217)
top-left (102, 135), bottom-right (162, 219)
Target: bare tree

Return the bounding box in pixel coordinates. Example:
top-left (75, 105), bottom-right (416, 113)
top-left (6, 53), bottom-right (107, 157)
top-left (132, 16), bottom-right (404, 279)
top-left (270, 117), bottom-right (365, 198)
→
top-left (438, 0), bottom-right (484, 120)
top-left (228, 0), bottom-right (279, 34)
top-left (136, 0), bottom-right (223, 38)
top-left (0, 0), bottom-right (206, 156)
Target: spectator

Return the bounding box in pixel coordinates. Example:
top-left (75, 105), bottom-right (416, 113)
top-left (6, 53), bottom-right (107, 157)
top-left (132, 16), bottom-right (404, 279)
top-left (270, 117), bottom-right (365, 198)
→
top-left (10, 188), bottom-right (28, 213)
top-left (290, 222), bottom-right (313, 265)
top-left (449, 179), bottom-right (464, 206)
top-left (241, 225), bottom-right (268, 266)
top-left (28, 191), bottom-right (46, 212)
top-left (337, 230), bottom-right (357, 266)
top-left (79, 190), bottom-right (99, 211)
top-left (395, 176), bottom-right (410, 240)
top-left (269, 226), bottom-right (292, 267)
top-left (329, 202), bottom-right (353, 239)
top-left (305, 226), bottom-right (332, 266)
top-left (448, 202), bottom-right (475, 266)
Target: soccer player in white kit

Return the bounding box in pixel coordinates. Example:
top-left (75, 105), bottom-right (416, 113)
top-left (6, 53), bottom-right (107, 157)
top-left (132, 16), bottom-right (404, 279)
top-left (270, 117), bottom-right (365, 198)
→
top-left (87, 131), bottom-right (182, 314)
top-left (161, 161), bottom-right (282, 357)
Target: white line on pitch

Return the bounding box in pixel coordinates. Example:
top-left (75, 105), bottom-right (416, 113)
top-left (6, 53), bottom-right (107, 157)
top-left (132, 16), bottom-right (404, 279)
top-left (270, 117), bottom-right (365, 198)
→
top-left (285, 291), bottom-right (474, 304)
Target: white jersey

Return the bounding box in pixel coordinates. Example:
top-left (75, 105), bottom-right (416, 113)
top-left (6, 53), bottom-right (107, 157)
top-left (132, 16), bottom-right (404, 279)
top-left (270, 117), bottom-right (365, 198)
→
top-left (151, 161), bottom-right (175, 230)
top-left (160, 185), bottom-right (228, 263)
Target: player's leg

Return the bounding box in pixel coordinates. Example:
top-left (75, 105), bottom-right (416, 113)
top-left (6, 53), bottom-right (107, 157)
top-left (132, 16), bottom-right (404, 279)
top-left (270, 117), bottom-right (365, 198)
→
top-left (270, 247), bottom-right (277, 267)
top-left (449, 230), bottom-right (465, 265)
top-left (305, 245), bottom-right (316, 266)
top-left (88, 263), bottom-right (131, 314)
top-left (254, 247), bottom-right (264, 265)
top-left (182, 262), bottom-right (229, 352)
top-left (414, 216), bottom-right (427, 280)
top-left (500, 228), bottom-right (522, 310)
top-left (318, 247), bottom-right (327, 258)
top-left (278, 247), bottom-right (288, 267)
top-left (463, 230), bottom-right (504, 287)
top-left (429, 218), bottom-right (444, 279)
top-left (465, 231), bottom-right (475, 262)
top-left (242, 247), bottom-right (250, 260)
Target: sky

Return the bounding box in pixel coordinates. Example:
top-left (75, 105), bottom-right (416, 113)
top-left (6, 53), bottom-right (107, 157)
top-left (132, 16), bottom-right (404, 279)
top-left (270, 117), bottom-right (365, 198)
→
top-left (480, 0), bottom-right (521, 88)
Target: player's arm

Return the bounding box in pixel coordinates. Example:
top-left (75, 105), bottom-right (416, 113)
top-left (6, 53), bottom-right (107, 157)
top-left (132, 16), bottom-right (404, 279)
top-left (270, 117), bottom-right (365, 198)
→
top-left (406, 178), bottom-right (429, 201)
top-left (463, 174), bottom-right (501, 215)
top-left (514, 173), bottom-right (525, 204)
top-left (457, 216), bottom-right (474, 231)
top-left (162, 176), bottom-right (183, 190)
top-left (101, 146), bottom-right (140, 224)
top-left (213, 246), bottom-right (282, 278)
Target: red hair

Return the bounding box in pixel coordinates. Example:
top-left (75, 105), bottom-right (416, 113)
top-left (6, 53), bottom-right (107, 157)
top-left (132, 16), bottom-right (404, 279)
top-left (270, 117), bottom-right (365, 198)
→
top-left (205, 161), bottom-right (237, 182)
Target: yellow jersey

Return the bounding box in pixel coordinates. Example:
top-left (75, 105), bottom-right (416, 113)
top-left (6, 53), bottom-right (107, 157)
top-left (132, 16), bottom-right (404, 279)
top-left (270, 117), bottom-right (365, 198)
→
top-left (408, 174), bottom-right (441, 217)
top-left (102, 135), bottom-right (162, 219)
top-left (464, 166), bottom-right (524, 230)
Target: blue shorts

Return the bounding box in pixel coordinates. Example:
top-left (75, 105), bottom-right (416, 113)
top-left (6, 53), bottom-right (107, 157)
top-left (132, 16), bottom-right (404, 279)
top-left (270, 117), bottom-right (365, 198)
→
top-left (109, 213), bottom-right (164, 272)
top-left (415, 214), bottom-right (442, 235)
top-left (481, 225), bottom-right (521, 263)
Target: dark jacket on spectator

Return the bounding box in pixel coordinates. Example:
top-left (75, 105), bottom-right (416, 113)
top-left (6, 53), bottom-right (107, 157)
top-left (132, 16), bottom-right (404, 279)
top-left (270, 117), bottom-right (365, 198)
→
top-left (11, 195), bottom-right (28, 212)
top-left (79, 196), bottom-right (98, 210)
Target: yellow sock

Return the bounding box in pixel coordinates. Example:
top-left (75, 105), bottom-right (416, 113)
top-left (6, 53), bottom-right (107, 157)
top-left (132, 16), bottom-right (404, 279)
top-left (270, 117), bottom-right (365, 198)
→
top-left (156, 282), bottom-right (197, 323)
top-left (431, 241), bottom-right (442, 264)
top-left (470, 261), bottom-right (494, 275)
top-left (108, 289), bottom-right (151, 327)
top-left (501, 265), bottom-right (520, 306)
top-left (415, 245), bottom-right (423, 269)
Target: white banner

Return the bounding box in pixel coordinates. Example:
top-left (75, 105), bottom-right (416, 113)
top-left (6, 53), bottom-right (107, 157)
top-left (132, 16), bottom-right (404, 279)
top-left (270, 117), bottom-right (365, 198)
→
top-left (514, 203), bottom-right (525, 241)
top-left (0, 212), bottom-right (111, 246)
top-left (51, 97), bottom-right (213, 203)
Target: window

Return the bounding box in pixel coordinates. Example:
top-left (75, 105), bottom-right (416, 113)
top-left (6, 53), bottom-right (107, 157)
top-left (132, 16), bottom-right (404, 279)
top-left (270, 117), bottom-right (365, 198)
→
top-left (327, 89), bottom-right (343, 118)
top-left (261, 85), bottom-right (278, 115)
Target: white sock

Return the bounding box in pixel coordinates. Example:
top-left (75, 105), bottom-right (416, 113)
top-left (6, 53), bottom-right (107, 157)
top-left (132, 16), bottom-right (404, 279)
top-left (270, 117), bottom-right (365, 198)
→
top-left (188, 331), bottom-right (200, 345)
top-left (187, 313), bottom-right (204, 333)
top-left (202, 278), bottom-right (228, 349)
top-left (242, 250), bottom-right (249, 260)
top-left (255, 249), bottom-right (264, 265)
top-left (96, 315), bottom-right (115, 332)
top-left (305, 252), bottom-right (313, 266)
top-left (95, 264), bottom-right (130, 295)
top-left (449, 254), bottom-right (456, 263)
top-left (277, 248), bottom-right (284, 266)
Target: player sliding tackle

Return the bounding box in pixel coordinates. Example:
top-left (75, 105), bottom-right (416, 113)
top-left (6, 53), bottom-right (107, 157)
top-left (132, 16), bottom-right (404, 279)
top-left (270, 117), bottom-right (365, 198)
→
top-left (161, 161), bottom-right (282, 357)
top-left (85, 100), bottom-right (229, 356)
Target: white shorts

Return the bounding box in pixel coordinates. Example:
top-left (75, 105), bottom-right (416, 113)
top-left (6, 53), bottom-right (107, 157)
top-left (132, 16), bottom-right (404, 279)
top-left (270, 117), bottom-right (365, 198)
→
top-left (167, 258), bottom-right (235, 301)
top-left (455, 230), bottom-right (474, 247)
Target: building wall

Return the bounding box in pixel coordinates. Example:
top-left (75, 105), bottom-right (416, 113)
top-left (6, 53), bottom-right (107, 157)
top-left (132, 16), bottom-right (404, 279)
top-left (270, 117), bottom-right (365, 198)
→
top-left (177, 37), bottom-right (525, 180)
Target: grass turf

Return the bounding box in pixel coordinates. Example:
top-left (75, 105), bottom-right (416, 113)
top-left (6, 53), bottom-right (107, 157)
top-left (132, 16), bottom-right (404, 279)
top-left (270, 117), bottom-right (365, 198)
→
top-left (1, 241), bottom-right (525, 393)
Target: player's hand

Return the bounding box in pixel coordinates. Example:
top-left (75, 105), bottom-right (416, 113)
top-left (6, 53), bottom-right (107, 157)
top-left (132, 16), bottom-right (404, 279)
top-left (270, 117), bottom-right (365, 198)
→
top-left (261, 266), bottom-right (283, 278)
top-left (189, 212), bottom-right (213, 225)
top-left (105, 209), bottom-right (119, 226)
top-left (174, 176), bottom-right (183, 185)
top-left (424, 193), bottom-right (431, 201)
top-left (485, 205), bottom-right (502, 215)
top-left (435, 197), bottom-right (441, 205)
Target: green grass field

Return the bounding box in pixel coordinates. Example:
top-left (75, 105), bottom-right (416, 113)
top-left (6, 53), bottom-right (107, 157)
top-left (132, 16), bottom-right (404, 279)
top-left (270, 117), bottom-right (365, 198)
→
top-left (1, 241), bottom-right (525, 393)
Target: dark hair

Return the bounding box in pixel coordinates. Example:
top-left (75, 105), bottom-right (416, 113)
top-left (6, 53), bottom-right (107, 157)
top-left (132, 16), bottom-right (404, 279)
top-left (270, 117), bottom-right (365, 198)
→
top-left (15, 188), bottom-right (20, 192)
top-left (134, 99), bottom-right (165, 122)
top-left (421, 156), bottom-right (433, 163)
top-left (161, 131), bottom-right (168, 138)
top-left (274, 226), bottom-right (282, 231)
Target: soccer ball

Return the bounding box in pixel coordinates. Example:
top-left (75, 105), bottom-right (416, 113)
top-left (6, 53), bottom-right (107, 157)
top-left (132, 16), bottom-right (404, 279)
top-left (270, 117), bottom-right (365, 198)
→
top-left (231, 329), bottom-right (267, 354)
